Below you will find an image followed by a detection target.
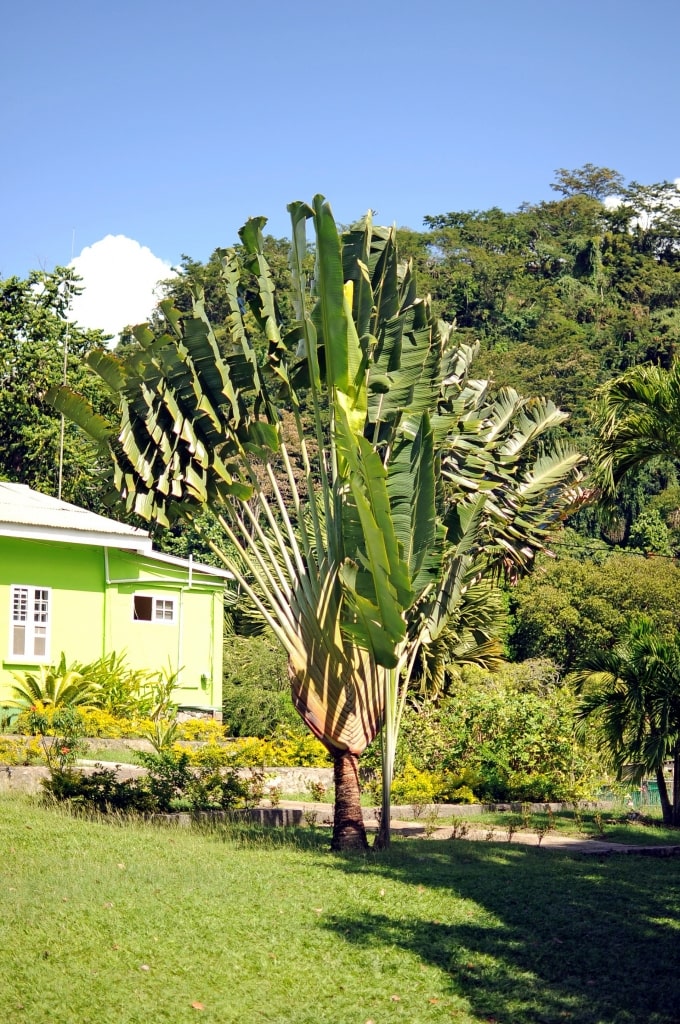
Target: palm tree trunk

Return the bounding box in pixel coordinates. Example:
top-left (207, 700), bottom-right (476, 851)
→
top-left (375, 807), bottom-right (391, 849)
top-left (656, 765), bottom-right (673, 826)
top-left (374, 763), bottom-right (393, 849)
top-left (331, 750), bottom-right (369, 851)
top-left (672, 747), bottom-right (680, 828)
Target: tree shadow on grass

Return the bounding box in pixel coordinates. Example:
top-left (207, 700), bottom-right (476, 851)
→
top-left (322, 839), bottom-right (680, 1024)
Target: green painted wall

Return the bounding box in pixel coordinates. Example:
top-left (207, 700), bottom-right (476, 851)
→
top-left (0, 537), bottom-right (224, 712)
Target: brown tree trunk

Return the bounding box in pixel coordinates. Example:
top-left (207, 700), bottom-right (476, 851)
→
top-left (331, 750), bottom-right (369, 851)
top-left (672, 748), bottom-right (680, 828)
top-left (656, 765), bottom-right (673, 826)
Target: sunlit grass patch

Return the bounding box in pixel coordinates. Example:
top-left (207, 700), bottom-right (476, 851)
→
top-left (1, 795), bottom-right (679, 1024)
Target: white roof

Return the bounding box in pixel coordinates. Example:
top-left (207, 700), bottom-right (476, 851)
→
top-left (0, 482), bottom-right (232, 580)
top-left (0, 482), bottom-right (148, 541)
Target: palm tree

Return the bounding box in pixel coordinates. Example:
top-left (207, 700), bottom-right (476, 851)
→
top-left (572, 617), bottom-right (680, 826)
top-left (592, 360), bottom-right (680, 498)
top-left (52, 198), bottom-right (583, 849)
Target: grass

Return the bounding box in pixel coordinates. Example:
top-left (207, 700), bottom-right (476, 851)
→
top-left (1, 796), bottom-right (679, 1024)
top-left (82, 745), bottom-right (142, 764)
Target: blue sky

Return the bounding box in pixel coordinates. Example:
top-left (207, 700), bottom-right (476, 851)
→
top-left (3, 0), bottom-right (680, 329)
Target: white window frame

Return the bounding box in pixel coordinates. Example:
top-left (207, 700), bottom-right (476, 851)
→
top-left (132, 593), bottom-right (177, 625)
top-left (9, 585), bottom-right (51, 662)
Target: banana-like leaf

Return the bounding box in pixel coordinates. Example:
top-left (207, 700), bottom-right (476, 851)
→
top-left (52, 196), bottom-right (587, 841)
top-left (312, 195), bottom-right (367, 442)
top-left (48, 387), bottom-right (112, 444)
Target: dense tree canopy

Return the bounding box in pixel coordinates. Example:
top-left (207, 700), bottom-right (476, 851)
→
top-left (509, 552), bottom-right (680, 670)
top-left (0, 269), bottom-right (110, 507)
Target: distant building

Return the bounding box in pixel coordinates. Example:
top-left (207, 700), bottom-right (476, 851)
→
top-left (0, 483), bottom-right (229, 718)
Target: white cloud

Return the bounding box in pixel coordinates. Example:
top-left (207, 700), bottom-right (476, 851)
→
top-left (68, 235), bottom-right (176, 338)
top-left (604, 177), bottom-right (680, 229)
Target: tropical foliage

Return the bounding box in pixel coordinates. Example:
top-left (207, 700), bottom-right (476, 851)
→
top-left (0, 267), bottom-right (111, 507)
top-left (11, 655), bottom-right (102, 709)
top-left (380, 661), bottom-right (604, 804)
top-left (10, 652), bottom-right (179, 719)
top-left (52, 197), bottom-right (583, 848)
top-left (509, 551), bottom-right (680, 670)
top-left (572, 617), bottom-right (680, 825)
top-left (592, 359), bottom-right (680, 500)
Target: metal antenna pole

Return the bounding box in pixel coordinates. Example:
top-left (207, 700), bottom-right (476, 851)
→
top-left (57, 230), bottom-right (76, 500)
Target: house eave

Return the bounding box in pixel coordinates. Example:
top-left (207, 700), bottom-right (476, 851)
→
top-left (0, 523), bottom-right (234, 581)
top-left (0, 521), bottom-right (151, 553)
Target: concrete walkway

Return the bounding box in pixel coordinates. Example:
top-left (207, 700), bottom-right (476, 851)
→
top-left (273, 799), bottom-right (680, 855)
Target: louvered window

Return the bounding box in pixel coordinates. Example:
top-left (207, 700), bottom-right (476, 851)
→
top-left (10, 586), bottom-right (51, 660)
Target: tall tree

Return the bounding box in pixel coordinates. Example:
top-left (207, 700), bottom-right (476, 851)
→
top-left (550, 164), bottom-right (625, 201)
top-left (52, 197), bottom-right (583, 850)
top-left (0, 268), bottom-right (110, 507)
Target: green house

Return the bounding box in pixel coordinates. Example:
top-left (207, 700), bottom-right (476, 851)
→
top-left (0, 483), bottom-right (229, 718)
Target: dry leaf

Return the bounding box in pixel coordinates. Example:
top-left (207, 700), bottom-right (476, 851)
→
top-left (390, 994), bottom-right (401, 1002)
top-left (140, 964), bottom-right (150, 971)
top-left (191, 1002), bottom-right (205, 1011)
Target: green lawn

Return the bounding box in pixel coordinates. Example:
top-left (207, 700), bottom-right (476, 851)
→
top-left (1, 796), bottom-right (679, 1024)
top-left (82, 745), bottom-right (142, 764)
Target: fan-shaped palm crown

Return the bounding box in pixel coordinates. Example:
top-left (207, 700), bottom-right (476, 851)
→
top-left (52, 198), bottom-right (584, 848)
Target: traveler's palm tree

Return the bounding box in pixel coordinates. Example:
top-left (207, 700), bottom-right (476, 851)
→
top-left (572, 617), bottom-right (680, 826)
top-left (52, 198), bottom-right (583, 848)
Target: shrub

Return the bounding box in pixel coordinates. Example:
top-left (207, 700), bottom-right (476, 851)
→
top-left (15, 704), bottom-right (156, 740)
top-left (391, 761), bottom-right (437, 809)
top-left (222, 632), bottom-right (300, 737)
top-left (176, 718), bottom-right (226, 743)
top-left (43, 766), bottom-right (156, 813)
top-left (436, 768), bottom-right (483, 803)
top-left (0, 736), bottom-right (45, 766)
top-left (222, 681), bottom-right (302, 738)
top-left (395, 663), bottom-right (605, 804)
top-left (136, 749), bottom-right (193, 811)
top-left (43, 750), bottom-right (253, 815)
top-left (183, 743), bottom-right (233, 768)
top-left (217, 732), bottom-right (330, 768)
top-left (26, 705), bottom-right (87, 772)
